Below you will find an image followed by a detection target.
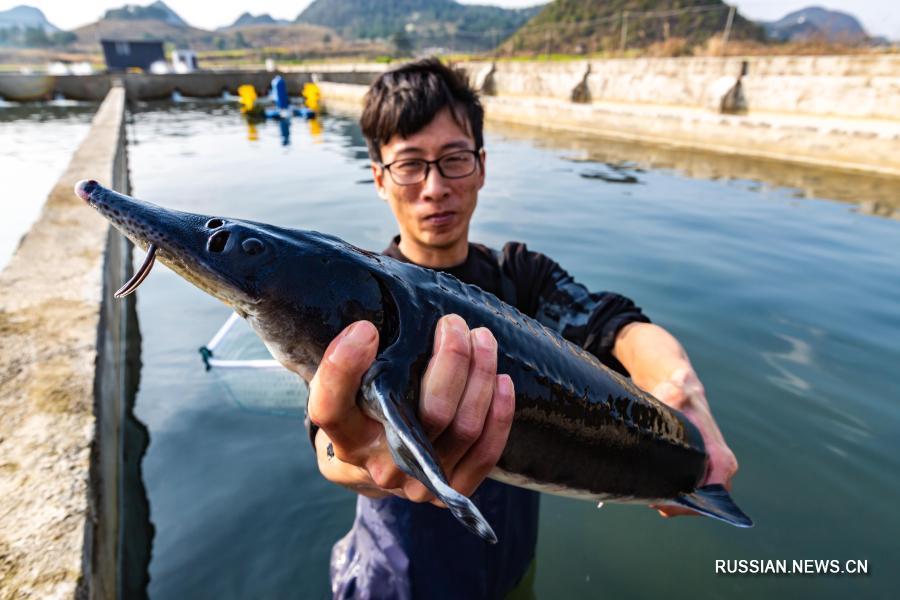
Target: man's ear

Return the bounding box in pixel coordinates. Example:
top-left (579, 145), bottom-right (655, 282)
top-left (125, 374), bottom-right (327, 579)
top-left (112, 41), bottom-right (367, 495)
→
top-left (372, 162), bottom-right (389, 200)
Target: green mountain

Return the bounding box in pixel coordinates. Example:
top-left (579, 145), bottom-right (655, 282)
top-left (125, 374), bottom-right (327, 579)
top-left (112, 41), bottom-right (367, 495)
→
top-left (764, 7), bottom-right (868, 44)
top-left (296, 0), bottom-right (544, 51)
top-left (507, 0), bottom-right (765, 54)
top-left (227, 12), bottom-right (287, 28)
top-left (0, 5), bottom-right (75, 47)
top-left (103, 1), bottom-right (188, 28)
top-left (0, 5), bottom-right (59, 33)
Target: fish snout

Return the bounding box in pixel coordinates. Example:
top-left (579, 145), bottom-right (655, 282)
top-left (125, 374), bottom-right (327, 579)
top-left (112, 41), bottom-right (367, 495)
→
top-left (74, 179), bottom-right (100, 203)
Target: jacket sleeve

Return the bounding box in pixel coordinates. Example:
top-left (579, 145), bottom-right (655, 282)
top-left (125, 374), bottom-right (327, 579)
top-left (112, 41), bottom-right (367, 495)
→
top-left (502, 242), bottom-right (650, 375)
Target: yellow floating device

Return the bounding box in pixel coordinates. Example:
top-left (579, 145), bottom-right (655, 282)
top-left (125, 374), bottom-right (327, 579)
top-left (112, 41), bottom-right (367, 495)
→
top-left (302, 82), bottom-right (321, 112)
top-left (238, 84), bottom-right (258, 114)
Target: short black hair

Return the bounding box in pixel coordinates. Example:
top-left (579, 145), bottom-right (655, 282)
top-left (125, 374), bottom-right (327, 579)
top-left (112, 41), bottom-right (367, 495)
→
top-left (360, 57), bottom-right (484, 163)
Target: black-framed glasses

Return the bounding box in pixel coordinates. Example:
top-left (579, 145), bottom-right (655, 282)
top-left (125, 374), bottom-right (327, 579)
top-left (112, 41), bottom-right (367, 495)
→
top-left (380, 149), bottom-right (482, 186)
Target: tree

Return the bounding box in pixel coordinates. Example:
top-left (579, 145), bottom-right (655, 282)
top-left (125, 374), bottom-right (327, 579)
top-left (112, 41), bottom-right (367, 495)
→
top-left (51, 31), bottom-right (76, 46)
top-left (24, 27), bottom-right (50, 47)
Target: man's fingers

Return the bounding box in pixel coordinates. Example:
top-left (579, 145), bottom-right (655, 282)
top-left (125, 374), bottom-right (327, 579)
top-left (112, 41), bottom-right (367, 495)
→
top-left (448, 374), bottom-right (515, 497)
top-left (364, 451), bottom-right (408, 492)
top-left (434, 327), bottom-right (498, 471)
top-left (419, 315), bottom-right (471, 439)
top-left (403, 480), bottom-right (436, 504)
top-left (307, 321), bottom-right (380, 462)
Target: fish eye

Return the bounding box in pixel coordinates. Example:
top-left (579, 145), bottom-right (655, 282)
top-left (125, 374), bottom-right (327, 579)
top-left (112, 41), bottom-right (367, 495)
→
top-left (241, 238), bottom-right (265, 255)
top-left (206, 218), bottom-right (224, 229)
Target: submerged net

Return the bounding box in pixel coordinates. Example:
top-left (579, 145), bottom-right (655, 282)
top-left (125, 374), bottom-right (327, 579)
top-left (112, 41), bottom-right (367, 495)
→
top-left (199, 313), bottom-right (308, 418)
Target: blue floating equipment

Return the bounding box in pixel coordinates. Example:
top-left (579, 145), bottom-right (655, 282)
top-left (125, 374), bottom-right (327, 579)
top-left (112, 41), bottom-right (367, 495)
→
top-left (264, 107), bottom-right (288, 120)
top-left (262, 75), bottom-right (317, 120)
top-left (271, 75), bottom-right (290, 110)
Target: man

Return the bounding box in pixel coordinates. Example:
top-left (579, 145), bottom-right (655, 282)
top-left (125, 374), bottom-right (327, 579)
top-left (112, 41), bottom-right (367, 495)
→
top-left (306, 58), bottom-right (739, 599)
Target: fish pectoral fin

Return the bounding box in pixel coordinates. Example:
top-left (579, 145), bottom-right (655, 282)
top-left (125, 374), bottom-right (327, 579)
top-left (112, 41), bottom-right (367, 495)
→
top-left (673, 484), bottom-right (754, 528)
top-left (360, 363), bottom-right (497, 544)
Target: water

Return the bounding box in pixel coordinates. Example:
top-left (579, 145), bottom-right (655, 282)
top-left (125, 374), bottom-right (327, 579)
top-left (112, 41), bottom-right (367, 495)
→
top-left (126, 101), bottom-right (899, 599)
top-left (0, 103), bottom-right (97, 269)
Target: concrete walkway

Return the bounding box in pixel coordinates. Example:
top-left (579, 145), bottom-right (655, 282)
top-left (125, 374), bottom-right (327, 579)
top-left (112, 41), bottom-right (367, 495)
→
top-left (0, 87), bottom-right (128, 599)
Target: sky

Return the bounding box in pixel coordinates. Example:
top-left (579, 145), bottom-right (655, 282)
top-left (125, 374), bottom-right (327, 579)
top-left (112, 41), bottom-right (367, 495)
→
top-left (3, 1), bottom-right (897, 39)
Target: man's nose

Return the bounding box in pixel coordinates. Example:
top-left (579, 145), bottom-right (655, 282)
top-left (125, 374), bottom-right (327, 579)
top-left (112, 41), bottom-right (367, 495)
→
top-left (421, 164), bottom-right (450, 199)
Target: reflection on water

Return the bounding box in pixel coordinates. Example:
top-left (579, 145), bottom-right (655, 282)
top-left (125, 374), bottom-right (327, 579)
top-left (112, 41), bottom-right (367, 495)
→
top-left (308, 117), bottom-right (323, 141)
top-left (578, 163), bottom-right (641, 184)
top-left (762, 332), bottom-right (814, 393)
top-left (0, 103), bottom-right (97, 269)
top-left (244, 120), bottom-right (259, 142)
top-left (489, 120), bottom-right (900, 219)
top-left (126, 102), bottom-right (899, 600)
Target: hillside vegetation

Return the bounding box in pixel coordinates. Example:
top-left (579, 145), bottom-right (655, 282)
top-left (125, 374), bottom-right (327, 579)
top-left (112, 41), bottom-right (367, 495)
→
top-left (504, 0), bottom-right (765, 55)
top-left (69, 19), bottom-right (349, 56)
top-left (297, 0), bottom-right (542, 51)
top-left (71, 19), bottom-right (210, 50)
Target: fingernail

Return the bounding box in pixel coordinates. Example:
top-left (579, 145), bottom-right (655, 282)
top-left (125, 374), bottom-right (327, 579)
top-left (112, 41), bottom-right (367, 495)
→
top-left (344, 321), bottom-right (375, 347)
top-left (433, 318), bottom-right (445, 349)
top-left (332, 322), bottom-right (375, 365)
top-left (498, 374), bottom-right (513, 397)
top-left (442, 315), bottom-right (468, 348)
top-left (474, 327), bottom-right (495, 351)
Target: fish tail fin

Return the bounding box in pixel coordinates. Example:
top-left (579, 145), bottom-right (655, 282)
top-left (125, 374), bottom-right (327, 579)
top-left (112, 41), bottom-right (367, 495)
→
top-left (674, 484), bottom-right (754, 528)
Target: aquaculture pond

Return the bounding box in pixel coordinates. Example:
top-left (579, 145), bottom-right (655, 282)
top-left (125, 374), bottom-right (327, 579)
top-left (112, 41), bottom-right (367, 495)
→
top-left (0, 102), bottom-right (97, 269)
top-left (125, 100), bottom-right (899, 599)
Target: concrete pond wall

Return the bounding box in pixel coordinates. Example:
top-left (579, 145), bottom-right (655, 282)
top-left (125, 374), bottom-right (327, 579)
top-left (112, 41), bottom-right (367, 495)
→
top-left (0, 86), bottom-right (146, 599)
top-left (0, 67), bottom-right (384, 102)
top-left (320, 55), bottom-right (900, 176)
top-left (455, 55), bottom-right (900, 119)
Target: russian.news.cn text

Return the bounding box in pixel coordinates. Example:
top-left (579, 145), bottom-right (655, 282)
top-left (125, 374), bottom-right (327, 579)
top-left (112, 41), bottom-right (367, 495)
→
top-left (715, 559), bottom-right (868, 576)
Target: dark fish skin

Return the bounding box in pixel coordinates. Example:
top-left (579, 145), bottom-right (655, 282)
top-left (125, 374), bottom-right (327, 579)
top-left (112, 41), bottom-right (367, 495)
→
top-left (376, 258), bottom-right (708, 502)
top-left (75, 180), bottom-right (749, 541)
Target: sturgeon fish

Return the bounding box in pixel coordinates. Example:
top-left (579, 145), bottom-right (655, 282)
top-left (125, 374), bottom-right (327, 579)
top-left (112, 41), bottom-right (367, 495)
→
top-left (75, 180), bottom-right (752, 542)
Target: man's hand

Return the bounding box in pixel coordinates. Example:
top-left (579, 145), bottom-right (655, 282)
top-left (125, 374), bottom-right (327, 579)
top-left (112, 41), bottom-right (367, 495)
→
top-left (307, 314), bottom-right (515, 506)
top-left (613, 322), bottom-right (739, 519)
top-left (648, 367), bottom-right (739, 518)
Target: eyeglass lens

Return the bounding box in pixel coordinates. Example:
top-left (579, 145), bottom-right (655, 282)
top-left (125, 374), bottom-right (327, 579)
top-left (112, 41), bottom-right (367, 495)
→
top-left (389, 151), bottom-right (478, 184)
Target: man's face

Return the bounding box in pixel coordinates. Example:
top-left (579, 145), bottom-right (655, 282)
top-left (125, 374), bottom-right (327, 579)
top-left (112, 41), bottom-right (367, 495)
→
top-left (372, 107), bottom-right (486, 257)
